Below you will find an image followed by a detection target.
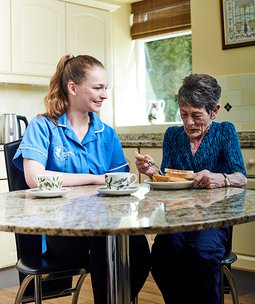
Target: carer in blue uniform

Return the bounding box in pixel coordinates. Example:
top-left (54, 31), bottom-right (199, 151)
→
top-left (13, 54), bottom-right (150, 304)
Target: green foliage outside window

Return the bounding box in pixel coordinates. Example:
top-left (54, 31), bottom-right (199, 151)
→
top-left (145, 34), bottom-right (192, 122)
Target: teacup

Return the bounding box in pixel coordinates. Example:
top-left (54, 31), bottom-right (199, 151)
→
top-left (105, 172), bottom-right (138, 190)
top-left (37, 173), bottom-right (63, 191)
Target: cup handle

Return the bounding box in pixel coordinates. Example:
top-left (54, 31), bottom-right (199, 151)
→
top-left (130, 173), bottom-right (138, 185)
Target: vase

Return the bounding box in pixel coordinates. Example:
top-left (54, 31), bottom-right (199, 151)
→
top-left (147, 99), bottom-right (165, 124)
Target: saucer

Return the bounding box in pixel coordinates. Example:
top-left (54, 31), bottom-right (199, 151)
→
top-left (96, 186), bottom-right (139, 196)
top-left (26, 188), bottom-right (71, 198)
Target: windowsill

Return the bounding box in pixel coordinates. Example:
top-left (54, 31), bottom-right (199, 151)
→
top-left (115, 122), bottom-right (182, 134)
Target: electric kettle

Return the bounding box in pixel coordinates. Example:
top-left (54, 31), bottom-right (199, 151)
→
top-left (0, 113), bottom-right (28, 144)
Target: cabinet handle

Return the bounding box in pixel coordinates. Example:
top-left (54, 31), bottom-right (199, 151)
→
top-left (247, 159), bottom-right (255, 168)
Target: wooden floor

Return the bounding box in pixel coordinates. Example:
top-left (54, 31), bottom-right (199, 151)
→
top-left (0, 273), bottom-right (254, 304)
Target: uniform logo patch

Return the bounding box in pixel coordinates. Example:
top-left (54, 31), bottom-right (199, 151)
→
top-left (54, 146), bottom-right (74, 161)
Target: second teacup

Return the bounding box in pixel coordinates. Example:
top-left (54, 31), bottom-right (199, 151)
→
top-left (105, 172), bottom-right (138, 190)
top-left (37, 173), bottom-right (63, 191)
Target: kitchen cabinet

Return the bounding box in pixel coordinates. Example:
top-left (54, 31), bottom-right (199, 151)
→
top-left (123, 148), bottom-right (139, 178)
top-left (139, 147), bottom-right (162, 182)
top-left (11, 0), bottom-right (66, 77)
top-left (0, 232), bottom-right (17, 268)
top-left (0, 0), bottom-right (11, 73)
top-left (123, 147), bottom-right (162, 183)
top-left (0, 0), bottom-right (118, 85)
top-left (233, 222), bottom-right (255, 272)
top-left (0, 179), bottom-right (8, 193)
top-left (123, 147), bottom-right (162, 248)
top-left (66, 2), bottom-right (112, 69)
top-left (232, 148), bottom-right (255, 272)
top-left (0, 151), bottom-right (17, 269)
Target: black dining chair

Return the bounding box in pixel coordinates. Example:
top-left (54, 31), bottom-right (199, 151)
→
top-left (220, 227), bottom-right (239, 304)
top-left (4, 139), bottom-right (90, 304)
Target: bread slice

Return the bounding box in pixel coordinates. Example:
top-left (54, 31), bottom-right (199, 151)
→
top-left (152, 174), bottom-right (189, 182)
top-left (165, 168), bottom-right (194, 180)
top-left (151, 169), bottom-right (194, 183)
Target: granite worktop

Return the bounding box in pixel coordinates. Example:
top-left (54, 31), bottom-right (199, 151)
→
top-left (0, 185), bottom-right (254, 237)
top-left (0, 132), bottom-right (253, 151)
top-left (119, 131), bottom-right (255, 148)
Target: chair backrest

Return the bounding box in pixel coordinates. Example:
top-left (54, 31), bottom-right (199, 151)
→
top-left (4, 139), bottom-right (29, 191)
top-left (4, 139), bottom-right (72, 298)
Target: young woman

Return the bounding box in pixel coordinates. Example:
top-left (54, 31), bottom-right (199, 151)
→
top-left (14, 54), bottom-right (151, 303)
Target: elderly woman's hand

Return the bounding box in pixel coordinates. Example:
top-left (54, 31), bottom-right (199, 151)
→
top-left (193, 170), bottom-right (225, 189)
top-left (135, 152), bottom-right (157, 178)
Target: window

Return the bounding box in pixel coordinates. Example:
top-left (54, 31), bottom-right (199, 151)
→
top-left (138, 31), bottom-right (192, 124)
top-left (114, 0), bottom-right (192, 128)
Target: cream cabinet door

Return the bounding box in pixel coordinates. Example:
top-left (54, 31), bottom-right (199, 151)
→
top-left (233, 222), bottom-right (255, 272)
top-left (123, 148), bottom-right (140, 180)
top-left (0, 232), bottom-right (17, 268)
top-left (66, 3), bottom-right (112, 69)
top-left (0, 180), bottom-right (8, 193)
top-left (139, 148), bottom-right (162, 182)
top-left (0, 0), bottom-right (11, 73)
top-left (0, 178), bottom-right (16, 269)
top-left (66, 2), bottom-right (113, 125)
top-left (11, 0), bottom-right (66, 76)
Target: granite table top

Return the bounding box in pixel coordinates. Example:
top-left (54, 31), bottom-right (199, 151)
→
top-left (0, 185), bottom-right (254, 237)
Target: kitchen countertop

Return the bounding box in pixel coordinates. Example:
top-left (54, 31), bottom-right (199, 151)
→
top-left (119, 131), bottom-right (255, 148)
top-left (0, 132), bottom-right (254, 151)
top-left (0, 185), bottom-right (254, 236)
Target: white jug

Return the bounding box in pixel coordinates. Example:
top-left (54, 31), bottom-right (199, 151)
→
top-left (147, 99), bottom-right (165, 124)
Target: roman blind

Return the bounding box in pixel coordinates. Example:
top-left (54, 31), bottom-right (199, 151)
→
top-left (131, 0), bottom-right (191, 40)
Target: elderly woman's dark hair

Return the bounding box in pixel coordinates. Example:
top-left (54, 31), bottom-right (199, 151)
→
top-left (177, 74), bottom-right (221, 113)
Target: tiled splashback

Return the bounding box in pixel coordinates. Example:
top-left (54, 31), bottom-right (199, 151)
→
top-left (0, 83), bottom-right (47, 123)
top-left (216, 73), bottom-right (255, 131)
top-left (0, 73), bottom-right (254, 131)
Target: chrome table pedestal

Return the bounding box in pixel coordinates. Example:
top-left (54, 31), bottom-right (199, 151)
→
top-left (107, 235), bottom-right (131, 304)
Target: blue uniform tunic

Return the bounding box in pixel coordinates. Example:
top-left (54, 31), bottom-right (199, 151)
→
top-left (13, 112), bottom-right (129, 174)
top-left (152, 121), bottom-right (246, 304)
top-left (13, 112), bottom-right (129, 255)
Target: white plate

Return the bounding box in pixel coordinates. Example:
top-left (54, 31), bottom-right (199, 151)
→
top-left (144, 179), bottom-right (193, 190)
top-left (26, 188), bottom-right (71, 198)
top-left (96, 186), bottom-right (139, 196)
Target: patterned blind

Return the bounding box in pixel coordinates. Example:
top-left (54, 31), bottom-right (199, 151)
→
top-left (131, 0), bottom-right (191, 39)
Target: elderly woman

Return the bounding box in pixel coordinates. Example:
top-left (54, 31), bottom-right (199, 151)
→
top-left (135, 74), bottom-right (247, 304)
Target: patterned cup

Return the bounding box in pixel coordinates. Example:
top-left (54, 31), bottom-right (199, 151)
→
top-left (105, 172), bottom-right (138, 190)
top-left (37, 174), bottom-right (63, 191)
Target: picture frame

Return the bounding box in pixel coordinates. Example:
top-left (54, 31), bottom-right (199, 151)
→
top-left (220, 0), bottom-right (255, 49)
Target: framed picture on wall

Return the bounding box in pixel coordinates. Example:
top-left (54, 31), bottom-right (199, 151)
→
top-left (220, 0), bottom-right (255, 49)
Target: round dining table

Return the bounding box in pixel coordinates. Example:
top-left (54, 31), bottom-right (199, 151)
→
top-left (0, 184), bottom-right (254, 304)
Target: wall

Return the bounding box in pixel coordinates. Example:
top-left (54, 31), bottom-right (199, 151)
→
top-left (191, 0), bottom-right (255, 75)
top-left (0, 84), bottom-right (46, 123)
top-left (104, 1), bottom-right (139, 127)
top-left (191, 0), bottom-right (255, 131)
